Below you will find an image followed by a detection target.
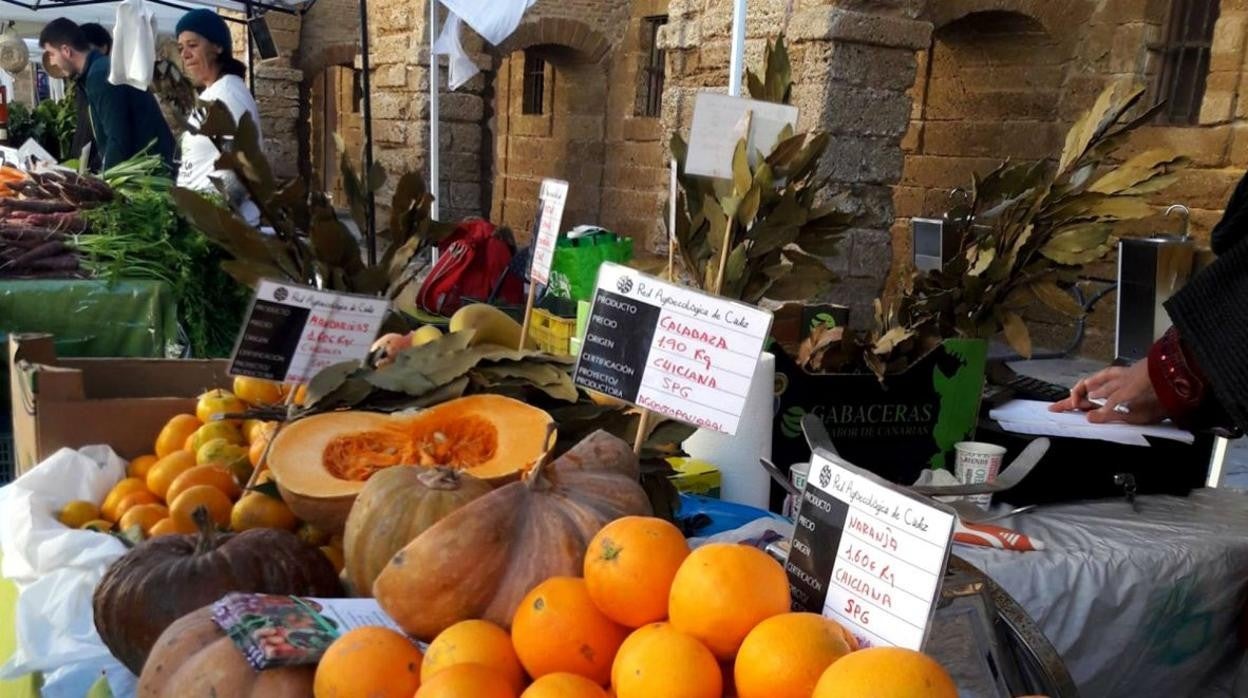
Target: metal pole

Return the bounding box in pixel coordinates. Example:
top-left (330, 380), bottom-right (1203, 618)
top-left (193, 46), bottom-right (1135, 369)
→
top-left (728, 0), bottom-right (746, 97)
top-left (359, 0), bottom-right (377, 264)
top-left (428, 0), bottom-right (440, 221)
top-left (245, 0), bottom-right (255, 92)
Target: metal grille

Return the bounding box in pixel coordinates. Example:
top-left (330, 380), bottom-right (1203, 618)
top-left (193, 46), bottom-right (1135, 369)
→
top-left (1156, 0), bottom-right (1220, 124)
top-left (522, 51), bottom-right (546, 116)
top-left (638, 15), bottom-right (668, 118)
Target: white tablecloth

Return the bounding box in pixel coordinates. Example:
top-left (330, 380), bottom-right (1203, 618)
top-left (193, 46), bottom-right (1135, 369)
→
top-left (958, 488), bottom-right (1248, 698)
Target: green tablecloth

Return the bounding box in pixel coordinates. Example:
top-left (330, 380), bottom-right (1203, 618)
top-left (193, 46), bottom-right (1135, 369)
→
top-left (0, 278), bottom-right (180, 363)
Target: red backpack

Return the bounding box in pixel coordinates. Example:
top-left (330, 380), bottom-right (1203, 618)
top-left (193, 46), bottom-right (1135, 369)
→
top-left (417, 219), bottom-right (525, 316)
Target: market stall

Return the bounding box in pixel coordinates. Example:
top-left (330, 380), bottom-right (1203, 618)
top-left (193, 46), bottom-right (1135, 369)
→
top-left (5, 5), bottom-right (1247, 695)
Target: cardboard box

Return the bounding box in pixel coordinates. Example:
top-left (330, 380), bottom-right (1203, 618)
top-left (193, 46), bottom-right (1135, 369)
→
top-left (770, 338), bottom-right (987, 510)
top-left (8, 334), bottom-right (230, 474)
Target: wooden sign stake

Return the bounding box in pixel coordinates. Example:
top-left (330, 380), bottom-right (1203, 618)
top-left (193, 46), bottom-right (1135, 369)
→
top-left (633, 408), bottom-right (653, 455)
top-left (518, 281), bottom-right (538, 350)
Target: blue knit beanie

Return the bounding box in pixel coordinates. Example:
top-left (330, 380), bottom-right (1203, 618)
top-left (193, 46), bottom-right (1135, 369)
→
top-left (176, 9), bottom-right (233, 59)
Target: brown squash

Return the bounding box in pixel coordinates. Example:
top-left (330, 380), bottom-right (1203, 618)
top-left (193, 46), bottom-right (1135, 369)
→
top-left (138, 605), bottom-right (313, 697)
top-left (373, 429), bottom-right (652, 639)
top-left (93, 510), bottom-right (343, 675)
top-left (267, 395), bottom-right (554, 532)
top-left (343, 466), bottom-right (492, 595)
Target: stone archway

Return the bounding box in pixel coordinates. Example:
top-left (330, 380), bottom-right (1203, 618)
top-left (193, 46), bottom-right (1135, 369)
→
top-left (489, 18), bottom-right (614, 239)
top-left (894, 9), bottom-right (1071, 224)
top-left (918, 0), bottom-right (1093, 38)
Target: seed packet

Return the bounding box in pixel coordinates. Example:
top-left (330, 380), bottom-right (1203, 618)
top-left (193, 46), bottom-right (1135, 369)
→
top-left (212, 592), bottom-right (408, 670)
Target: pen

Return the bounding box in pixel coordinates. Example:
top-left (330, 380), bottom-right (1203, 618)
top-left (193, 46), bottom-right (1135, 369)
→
top-left (1089, 397), bottom-right (1131, 415)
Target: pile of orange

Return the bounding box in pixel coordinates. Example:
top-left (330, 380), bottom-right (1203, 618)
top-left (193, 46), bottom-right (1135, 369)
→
top-left (55, 378), bottom-right (341, 571)
top-left (312, 516), bottom-right (958, 698)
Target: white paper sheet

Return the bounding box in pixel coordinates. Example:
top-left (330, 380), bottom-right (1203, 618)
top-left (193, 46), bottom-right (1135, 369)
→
top-left (989, 399), bottom-right (1194, 446)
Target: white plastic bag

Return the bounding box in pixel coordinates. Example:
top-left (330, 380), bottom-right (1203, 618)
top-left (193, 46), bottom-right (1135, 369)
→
top-left (0, 446), bottom-right (138, 698)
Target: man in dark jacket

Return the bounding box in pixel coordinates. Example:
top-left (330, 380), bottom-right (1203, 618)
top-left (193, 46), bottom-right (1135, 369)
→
top-left (40, 18), bottom-right (174, 172)
top-left (69, 23), bottom-right (111, 170)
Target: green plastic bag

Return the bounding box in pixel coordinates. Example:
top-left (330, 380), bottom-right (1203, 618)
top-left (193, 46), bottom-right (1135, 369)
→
top-left (548, 229), bottom-right (634, 302)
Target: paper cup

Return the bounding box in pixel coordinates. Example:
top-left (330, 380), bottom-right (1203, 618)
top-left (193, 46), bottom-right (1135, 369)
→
top-left (783, 462), bottom-right (810, 518)
top-left (954, 442), bottom-right (1006, 509)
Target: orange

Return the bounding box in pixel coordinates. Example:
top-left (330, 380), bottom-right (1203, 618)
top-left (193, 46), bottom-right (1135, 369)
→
top-left (189, 421), bottom-right (245, 451)
top-left (423, 620), bottom-right (524, 693)
top-left (734, 613), bottom-right (856, 698)
top-left (583, 516), bottom-right (690, 627)
top-left (231, 493), bottom-right (298, 531)
top-left (314, 626), bottom-right (424, 698)
top-left (166, 464), bottom-right (242, 504)
top-left (127, 454), bottom-right (159, 479)
top-left (520, 673), bottom-right (607, 698)
top-left (57, 500), bottom-right (101, 528)
top-left (415, 664), bottom-right (514, 698)
top-left (668, 543), bottom-right (790, 660)
top-left (154, 414), bottom-right (202, 458)
top-left (610, 623), bottom-right (721, 698)
top-left (511, 577), bottom-right (628, 685)
top-left (80, 519), bottom-right (114, 532)
top-left (283, 383), bottom-right (308, 406)
top-left (148, 518), bottom-right (185, 537)
top-left (812, 647), bottom-right (957, 698)
top-left (101, 478), bottom-right (151, 521)
top-left (195, 389), bottom-right (247, 424)
top-left (113, 490), bottom-right (161, 521)
top-left (118, 503), bottom-right (169, 535)
top-left (146, 451), bottom-right (197, 500)
top-left (169, 484), bottom-right (233, 531)
top-left (233, 376), bottom-right (285, 406)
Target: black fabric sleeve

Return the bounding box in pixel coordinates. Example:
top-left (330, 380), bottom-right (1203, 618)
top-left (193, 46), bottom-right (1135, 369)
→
top-left (1165, 233), bottom-right (1248, 431)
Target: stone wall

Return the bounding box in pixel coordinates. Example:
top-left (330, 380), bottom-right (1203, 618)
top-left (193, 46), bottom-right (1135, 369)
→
top-left (222, 10), bottom-right (302, 178)
top-left (660, 0), bottom-right (930, 325)
top-left (885, 0), bottom-right (1248, 358)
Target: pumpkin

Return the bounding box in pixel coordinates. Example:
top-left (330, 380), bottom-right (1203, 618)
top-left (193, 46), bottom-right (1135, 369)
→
top-left (267, 395), bottom-right (553, 531)
top-left (343, 465), bottom-right (492, 595)
top-left (138, 605), bottom-right (314, 697)
top-left (93, 509), bottom-right (344, 675)
top-left (373, 429), bottom-right (651, 639)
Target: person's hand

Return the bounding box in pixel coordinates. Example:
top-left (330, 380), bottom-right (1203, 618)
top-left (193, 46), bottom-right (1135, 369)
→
top-left (1048, 360), bottom-right (1169, 425)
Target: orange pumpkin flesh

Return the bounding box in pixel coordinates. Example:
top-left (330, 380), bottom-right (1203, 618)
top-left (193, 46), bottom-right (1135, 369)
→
top-left (267, 395), bottom-right (553, 531)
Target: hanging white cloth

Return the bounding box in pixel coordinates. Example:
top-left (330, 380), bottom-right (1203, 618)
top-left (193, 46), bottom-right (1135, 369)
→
top-left (0, 68), bottom-right (14, 103)
top-left (109, 0), bottom-right (158, 90)
top-left (46, 76), bottom-right (65, 102)
top-left (432, 0), bottom-right (536, 90)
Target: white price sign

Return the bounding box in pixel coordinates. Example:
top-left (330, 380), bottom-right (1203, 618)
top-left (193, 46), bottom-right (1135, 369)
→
top-left (530, 178), bottom-right (568, 284)
top-left (785, 452), bottom-right (956, 651)
top-left (229, 280), bottom-right (389, 384)
top-left (573, 263), bottom-right (773, 436)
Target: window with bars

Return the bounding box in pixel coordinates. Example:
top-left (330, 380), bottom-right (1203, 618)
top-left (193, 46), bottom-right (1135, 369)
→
top-left (522, 51), bottom-right (546, 116)
top-left (636, 15), bottom-right (668, 118)
top-left (1155, 0), bottom-right (1220, 124)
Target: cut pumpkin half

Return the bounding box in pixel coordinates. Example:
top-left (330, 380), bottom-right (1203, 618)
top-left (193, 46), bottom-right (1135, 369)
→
top-left (266, 394), bottom-right (555, 531)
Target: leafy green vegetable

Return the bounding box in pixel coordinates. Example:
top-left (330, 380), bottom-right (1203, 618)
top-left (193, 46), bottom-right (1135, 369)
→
top-left (77, 154), bottom-right (250, 357)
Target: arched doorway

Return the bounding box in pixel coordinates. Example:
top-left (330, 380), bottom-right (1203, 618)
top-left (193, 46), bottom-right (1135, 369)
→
top-left (895, 10), bottom-right (1070, 223)
top-left (302, 44), bottom-right (363, 206)
top-left (489, 19), bottom-right (612, 239)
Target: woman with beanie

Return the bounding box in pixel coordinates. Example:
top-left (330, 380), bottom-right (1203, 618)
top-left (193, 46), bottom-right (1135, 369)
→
top-left (175, 9), bottom-right (262, 225)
